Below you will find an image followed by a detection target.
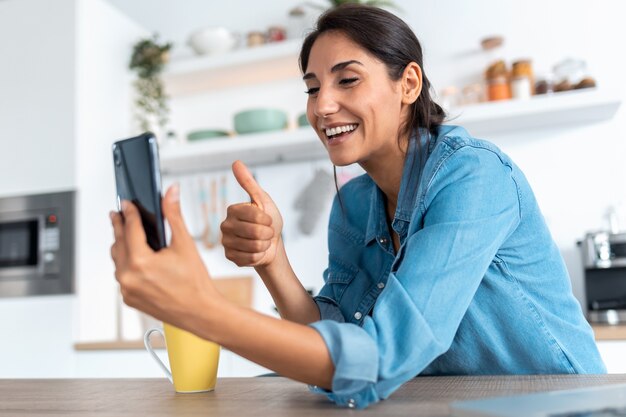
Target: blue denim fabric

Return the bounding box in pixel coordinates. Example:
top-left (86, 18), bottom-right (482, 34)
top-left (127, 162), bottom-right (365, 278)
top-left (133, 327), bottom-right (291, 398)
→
top-left (309, 125), bottom-right (606, 409)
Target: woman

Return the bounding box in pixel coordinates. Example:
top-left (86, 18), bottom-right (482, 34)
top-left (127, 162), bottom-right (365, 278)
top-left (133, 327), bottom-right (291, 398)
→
top-left (110, 4), bottom-right (605, 409)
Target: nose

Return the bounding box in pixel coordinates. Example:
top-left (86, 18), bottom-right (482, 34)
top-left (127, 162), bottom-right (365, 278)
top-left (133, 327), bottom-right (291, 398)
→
top-left (313, 87), bottom-right (340, 119)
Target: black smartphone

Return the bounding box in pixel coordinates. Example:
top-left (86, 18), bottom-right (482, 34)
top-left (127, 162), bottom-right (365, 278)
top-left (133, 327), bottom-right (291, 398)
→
top-left (112, 132), bottom-right (166, 251)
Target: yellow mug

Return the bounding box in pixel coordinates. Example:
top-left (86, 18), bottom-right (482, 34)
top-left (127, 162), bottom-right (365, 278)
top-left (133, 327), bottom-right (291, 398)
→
top-left (144, 323), bottom-right (220, 393)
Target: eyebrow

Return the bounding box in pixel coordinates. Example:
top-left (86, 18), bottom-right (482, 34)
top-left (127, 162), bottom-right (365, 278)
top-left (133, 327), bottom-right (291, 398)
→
top-left (302, 60), bottom-right (364, 80)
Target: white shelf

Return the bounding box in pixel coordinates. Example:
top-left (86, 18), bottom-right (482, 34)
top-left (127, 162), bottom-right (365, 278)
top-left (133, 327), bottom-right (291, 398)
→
top-left (450, 88), bottom-right (622, 137)
top-left (160, 127), bottom-right (325, 175)
top-left (163, 39), bottom-right (302, 96)
top-left (160, 88), bottom-right (622, 176)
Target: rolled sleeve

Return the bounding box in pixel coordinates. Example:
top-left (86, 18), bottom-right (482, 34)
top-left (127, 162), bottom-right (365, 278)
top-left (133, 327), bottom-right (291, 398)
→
top-left (307, 145), bottom-right (521, 408)
top-left (309, 319), bottom-right (379, 408)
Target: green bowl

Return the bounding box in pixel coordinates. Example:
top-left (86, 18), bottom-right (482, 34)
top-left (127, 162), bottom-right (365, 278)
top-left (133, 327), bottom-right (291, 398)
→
top-left (297, 113), bottom-right (310, 127)
top-left (186, 129), bottom-right (230, 141)
top-left (234, 109), bottom-right (288, 135)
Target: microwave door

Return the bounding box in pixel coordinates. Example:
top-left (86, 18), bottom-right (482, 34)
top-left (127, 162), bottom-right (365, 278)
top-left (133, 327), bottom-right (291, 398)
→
top-left (0, 217), bottom-right (43, 279)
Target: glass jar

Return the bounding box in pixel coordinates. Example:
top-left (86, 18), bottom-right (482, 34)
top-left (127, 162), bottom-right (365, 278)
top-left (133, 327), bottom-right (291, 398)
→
top-left (534, 73), bottom-right (555, 95)
top-left (511, 60), bottom-right (533, 99)
top-left (487, 75), bottom-right (511, 101)
top-left (485, 60), bottom-right (511, 102)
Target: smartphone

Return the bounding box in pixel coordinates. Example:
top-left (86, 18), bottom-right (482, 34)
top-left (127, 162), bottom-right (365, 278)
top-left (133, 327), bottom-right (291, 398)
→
top-left (112, 132), bottom-right (166, 251)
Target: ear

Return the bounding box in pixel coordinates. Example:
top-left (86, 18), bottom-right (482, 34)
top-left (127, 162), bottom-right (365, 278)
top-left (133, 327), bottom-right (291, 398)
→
top-left (401, 62), bottom-right (422, 105)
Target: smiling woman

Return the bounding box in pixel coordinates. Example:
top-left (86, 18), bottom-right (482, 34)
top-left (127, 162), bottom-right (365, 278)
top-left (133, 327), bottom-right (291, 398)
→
top-left (110, 3), bottom-right (606, 410)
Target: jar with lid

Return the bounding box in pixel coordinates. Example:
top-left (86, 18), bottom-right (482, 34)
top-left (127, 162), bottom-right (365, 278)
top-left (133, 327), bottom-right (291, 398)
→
top-left (534, 73), bottom-right (555, 95)
top-left (485, 60), bottom-right (511, 101)
top-left (510, 59), bottom-right (533, 100)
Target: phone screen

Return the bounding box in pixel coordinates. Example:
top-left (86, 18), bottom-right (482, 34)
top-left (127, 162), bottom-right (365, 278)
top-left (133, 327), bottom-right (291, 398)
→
top-left (112, 132), bottom-right (166, 251)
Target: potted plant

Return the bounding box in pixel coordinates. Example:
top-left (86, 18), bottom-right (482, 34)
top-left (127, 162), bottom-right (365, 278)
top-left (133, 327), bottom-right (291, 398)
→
top-left (129, 35), bottom-right (172, 137)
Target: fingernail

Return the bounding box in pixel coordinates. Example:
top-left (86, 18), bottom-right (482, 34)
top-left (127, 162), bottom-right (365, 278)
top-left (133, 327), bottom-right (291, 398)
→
top-left (170, 183), bottom-right (180, 203)
top-left (121, 200), bottom-right (130, 212)
top-left (109, 211), bottom-right (115, 220)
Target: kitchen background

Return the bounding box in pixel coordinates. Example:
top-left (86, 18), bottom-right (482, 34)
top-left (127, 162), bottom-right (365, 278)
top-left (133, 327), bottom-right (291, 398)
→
top-left (0, 0), bottom-right (624, 378)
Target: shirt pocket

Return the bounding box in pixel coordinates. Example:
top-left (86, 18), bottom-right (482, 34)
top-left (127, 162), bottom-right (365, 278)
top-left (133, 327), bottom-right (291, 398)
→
top-left (321, 257), bottom-right (360, 304)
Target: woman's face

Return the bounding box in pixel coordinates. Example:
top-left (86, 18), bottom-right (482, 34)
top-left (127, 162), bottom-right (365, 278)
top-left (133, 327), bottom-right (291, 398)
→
top-left (304, 31), bottom-right (407, 167)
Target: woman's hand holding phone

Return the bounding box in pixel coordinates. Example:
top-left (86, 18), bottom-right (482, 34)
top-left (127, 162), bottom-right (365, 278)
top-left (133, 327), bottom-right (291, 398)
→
top-left (110, 184), bottom-right (225, 335)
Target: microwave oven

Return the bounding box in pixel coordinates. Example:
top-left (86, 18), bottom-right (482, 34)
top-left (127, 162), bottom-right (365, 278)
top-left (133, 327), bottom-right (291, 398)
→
top-left (0, 190), bottom-right (75, 297)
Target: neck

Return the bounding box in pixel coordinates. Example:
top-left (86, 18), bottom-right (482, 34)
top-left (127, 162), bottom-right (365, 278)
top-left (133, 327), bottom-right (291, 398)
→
top-left (359, 138), bottom-right (407, 216)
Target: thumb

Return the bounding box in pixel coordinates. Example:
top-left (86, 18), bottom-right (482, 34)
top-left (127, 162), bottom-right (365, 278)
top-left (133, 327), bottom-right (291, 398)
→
top-left (232, 160), bottom-right (266, 210)
top-left (162, 183), bottom-right (192, 246)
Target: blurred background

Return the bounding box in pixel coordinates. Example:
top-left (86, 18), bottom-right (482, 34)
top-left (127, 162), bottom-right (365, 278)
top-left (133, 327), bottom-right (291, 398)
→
top-left (0, 0), bottom-right (624, 378)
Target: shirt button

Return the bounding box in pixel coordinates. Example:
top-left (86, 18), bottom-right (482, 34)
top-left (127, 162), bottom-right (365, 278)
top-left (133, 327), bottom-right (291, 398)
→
top-left (378, 237), bottom-right (388, 244)
top-left (377, 282), bottom-right (385, 289)
top-left (354, 312), bottom-right (362, 320)
top-left (348, 399), bottom-right (356, 408)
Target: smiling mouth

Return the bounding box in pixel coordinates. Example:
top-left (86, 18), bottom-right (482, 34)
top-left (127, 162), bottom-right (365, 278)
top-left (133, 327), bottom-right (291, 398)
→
top-left (324, 124), bottom-right (358, 142)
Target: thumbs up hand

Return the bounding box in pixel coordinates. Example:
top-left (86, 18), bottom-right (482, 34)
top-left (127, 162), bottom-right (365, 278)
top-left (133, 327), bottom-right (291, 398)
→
top-left (221, 161), bottom-right (284, 267)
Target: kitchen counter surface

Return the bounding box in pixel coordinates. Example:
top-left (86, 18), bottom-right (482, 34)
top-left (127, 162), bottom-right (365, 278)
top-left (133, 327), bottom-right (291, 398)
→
top-left (3, 375), bottom-right (626, 416)
top-left (592, 324), bottom-right (626, 341)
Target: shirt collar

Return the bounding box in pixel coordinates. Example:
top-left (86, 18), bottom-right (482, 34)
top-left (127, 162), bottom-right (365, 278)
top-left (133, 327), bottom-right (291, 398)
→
top-left (363, 129), bottom-right (432, 246)
top-left (365, 184), bottom-right (386, 245)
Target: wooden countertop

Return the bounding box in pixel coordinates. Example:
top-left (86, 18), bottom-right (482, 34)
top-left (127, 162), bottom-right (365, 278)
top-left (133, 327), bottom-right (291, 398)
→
top-left (592, 324), bottom-right (626, 341)
top-left (2, 375), bottom-right (626, 416)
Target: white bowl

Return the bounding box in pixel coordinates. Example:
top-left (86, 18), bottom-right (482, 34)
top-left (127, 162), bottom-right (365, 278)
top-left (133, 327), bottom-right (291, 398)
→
top-left (187, 27), bottom-right (238, 55)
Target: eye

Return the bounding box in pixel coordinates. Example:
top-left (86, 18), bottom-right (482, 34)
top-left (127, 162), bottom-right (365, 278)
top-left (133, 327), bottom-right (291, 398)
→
top-left (305, 87), bottom-right (319, 96)
top-left (339, 77), bottom-right (359, 86)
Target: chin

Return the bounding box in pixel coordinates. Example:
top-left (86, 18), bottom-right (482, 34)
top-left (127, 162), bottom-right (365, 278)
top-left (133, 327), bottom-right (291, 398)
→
top-left (328, 153), bottom-right (358, 167)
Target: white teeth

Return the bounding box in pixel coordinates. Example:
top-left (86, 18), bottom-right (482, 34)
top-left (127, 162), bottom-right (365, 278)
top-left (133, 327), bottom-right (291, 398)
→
top-left (325, 124), bottom-right (357, 137)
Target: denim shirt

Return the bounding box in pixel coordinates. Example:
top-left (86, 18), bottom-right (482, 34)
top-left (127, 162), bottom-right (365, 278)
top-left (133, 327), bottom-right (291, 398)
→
top-left (309, 125), bottom-right (606, 409)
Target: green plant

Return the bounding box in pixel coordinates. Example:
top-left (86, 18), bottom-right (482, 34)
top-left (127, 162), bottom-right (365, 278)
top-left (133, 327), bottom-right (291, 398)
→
top-left (129, 35), bottom-right (172, 132)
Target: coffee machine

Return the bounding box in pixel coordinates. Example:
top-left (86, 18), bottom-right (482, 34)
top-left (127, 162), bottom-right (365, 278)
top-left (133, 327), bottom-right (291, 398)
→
top-left (579, 231), bottom-right (626, 324)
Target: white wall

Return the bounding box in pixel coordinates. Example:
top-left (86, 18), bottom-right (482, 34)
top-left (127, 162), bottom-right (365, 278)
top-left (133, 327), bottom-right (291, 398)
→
top-left (0, 0), bottom-right (77, 378)
top-left (74, 0), bottom-right (147, 343)
top-left (0, 0), bottom-right (76, 196)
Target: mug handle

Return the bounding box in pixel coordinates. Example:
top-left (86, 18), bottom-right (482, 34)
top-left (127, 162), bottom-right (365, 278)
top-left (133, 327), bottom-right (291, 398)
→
top-left (143, 327), bottom-right (173, 383)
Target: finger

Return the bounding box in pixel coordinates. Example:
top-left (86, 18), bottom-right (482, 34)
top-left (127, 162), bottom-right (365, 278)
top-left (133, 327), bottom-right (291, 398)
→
top-left (162, 183), bottom-right (193, 247)
top-left (232, 160), bottom-right (265, 210)
top-left (110, 210), bottom-right (125, 242)
top-left (221, 218), bottom-right (273, 240)
top-left (221, 234), bottom-right (272, 253)
top-left (224, 248), bottom-right (265, 266)
top-left (110, 211), bottom-right (128, 264)
top-left (227, 204), bottom-right (272, 226)
top-left (120, 200), bottom-right (152, 256)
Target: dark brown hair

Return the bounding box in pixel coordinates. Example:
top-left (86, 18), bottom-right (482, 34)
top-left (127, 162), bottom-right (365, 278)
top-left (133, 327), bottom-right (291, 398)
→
top-left (299, 4), bottom-right (446, 140)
